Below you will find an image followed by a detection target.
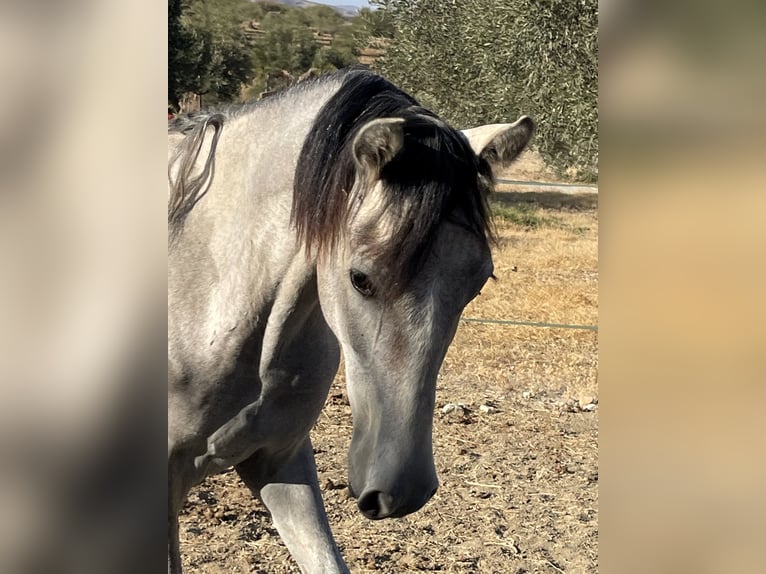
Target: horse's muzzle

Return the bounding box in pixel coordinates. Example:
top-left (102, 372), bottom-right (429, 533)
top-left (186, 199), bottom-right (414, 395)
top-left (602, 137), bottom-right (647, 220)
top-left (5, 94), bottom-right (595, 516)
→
top-left (354, 484), bottom-right (438, 520)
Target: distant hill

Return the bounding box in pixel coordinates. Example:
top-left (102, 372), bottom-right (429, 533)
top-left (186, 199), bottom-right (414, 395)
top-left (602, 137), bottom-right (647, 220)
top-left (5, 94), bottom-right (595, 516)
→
top-left (250, 0), bottom-right (362, 18)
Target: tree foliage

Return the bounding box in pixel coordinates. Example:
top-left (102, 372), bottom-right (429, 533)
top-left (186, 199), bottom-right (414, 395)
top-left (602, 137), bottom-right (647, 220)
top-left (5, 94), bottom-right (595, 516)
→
top-left (358, 2), bottom-right (395, 39)
top-left (168, 0), bottom-right (196, 108)
top-left (170, 1), bottom-right (370, 104)
top-left (167, 0), bottom-right (596, 176)
top-left (245, 4), bottom-right (362, 97)
top-left (378, 0), bottom-right (598, 179)
top-left (168, 0), bottom-right (255, 107)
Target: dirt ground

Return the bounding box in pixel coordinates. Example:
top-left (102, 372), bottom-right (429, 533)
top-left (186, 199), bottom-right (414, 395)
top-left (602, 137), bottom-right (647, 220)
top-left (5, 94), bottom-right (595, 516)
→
top-left (179, 158), bottom-right (598, 573)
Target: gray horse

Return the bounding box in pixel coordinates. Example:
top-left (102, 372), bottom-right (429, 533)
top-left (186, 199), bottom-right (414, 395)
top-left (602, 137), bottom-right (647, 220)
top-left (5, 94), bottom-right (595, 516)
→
top-left (168, 69), bottom-right (534, 573)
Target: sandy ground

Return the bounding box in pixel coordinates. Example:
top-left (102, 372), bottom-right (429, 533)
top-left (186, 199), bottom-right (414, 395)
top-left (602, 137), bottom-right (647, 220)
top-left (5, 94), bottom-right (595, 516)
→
top-left (178, 156), bottom-right (598, 573)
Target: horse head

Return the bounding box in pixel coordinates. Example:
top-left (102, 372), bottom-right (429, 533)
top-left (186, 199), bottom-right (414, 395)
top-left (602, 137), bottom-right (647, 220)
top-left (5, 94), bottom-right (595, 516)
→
top-left (311, 111), bottom-right (534, 519)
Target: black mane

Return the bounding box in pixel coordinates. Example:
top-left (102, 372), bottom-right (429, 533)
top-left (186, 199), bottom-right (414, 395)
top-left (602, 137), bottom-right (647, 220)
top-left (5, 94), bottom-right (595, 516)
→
top-left (292, 69), bottom-right (494, 293)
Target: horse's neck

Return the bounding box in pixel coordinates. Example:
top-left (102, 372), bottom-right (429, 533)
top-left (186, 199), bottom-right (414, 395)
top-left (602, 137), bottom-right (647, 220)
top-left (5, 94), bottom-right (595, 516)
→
top-left (179, 87), bottom-right (340, 280)
top-left (169, 101), bottom-right (331, 373)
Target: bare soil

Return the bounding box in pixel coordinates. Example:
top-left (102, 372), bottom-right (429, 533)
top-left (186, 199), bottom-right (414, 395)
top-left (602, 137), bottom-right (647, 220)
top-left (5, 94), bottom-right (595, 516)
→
top-left (179, 167), bottom-right (598, 573)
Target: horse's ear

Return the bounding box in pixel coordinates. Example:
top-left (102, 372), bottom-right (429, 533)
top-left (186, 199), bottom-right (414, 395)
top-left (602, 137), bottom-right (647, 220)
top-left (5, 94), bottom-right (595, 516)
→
top-left (462, 116), bottom-right (535, 173)
top-left (352, 118), bottom-right (405, 175)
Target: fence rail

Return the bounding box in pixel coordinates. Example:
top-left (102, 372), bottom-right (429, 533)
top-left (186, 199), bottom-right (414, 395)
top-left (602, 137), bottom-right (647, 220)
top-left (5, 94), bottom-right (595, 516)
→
top-left (460, 316), bottom-right (598, 331)
top-left (496, 178), bottom-right (597, 191)
top-left (462, 177), bottom-right (598, 332)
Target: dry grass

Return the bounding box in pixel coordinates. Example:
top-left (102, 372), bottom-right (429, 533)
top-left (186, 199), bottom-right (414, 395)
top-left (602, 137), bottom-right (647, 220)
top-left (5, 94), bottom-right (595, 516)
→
top-left (179, 189), bottom-right (598, 573)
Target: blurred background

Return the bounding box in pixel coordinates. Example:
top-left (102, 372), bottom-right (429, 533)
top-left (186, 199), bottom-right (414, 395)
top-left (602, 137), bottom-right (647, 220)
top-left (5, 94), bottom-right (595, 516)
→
top-left (0, 1), bottom-right (165, 573)
top-left (600, 1), bottom-right (766, 572)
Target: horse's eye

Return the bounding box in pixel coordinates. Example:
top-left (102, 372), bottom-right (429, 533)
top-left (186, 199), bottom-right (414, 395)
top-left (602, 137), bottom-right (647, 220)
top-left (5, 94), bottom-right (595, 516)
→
top-left (349, 269), bottom-right (375, 297)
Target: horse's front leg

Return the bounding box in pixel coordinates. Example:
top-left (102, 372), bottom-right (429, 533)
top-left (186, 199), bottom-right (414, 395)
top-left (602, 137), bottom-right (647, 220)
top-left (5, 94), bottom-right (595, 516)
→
top-left (236, 438), bottom-right (349, 574)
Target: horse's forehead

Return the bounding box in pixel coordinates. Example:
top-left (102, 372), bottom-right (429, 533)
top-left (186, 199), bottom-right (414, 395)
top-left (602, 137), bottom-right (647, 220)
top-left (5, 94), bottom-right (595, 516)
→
top-left (350, 208), bottom-right (488, 269)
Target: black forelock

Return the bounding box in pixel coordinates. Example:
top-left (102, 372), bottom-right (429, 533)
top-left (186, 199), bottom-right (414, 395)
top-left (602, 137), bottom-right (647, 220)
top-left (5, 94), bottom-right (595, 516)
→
top-left (292, 69), bottom-right (494, 294)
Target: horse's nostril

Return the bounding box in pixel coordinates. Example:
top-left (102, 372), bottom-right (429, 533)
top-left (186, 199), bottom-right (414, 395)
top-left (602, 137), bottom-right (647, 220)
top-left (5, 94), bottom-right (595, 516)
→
top-left (358, 490), bottom-right (394, 520)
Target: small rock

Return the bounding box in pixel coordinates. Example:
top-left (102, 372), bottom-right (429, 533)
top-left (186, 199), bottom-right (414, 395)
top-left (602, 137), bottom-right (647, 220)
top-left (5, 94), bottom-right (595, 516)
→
top-left (581, 403), bottom-right (597, 412)
top-left (479, 404), bottom-right (498, 414)
top-left (578, 394), bottom-right (597, 409)
top-left (442, 402), bottom-right (467, 415)
top-left (565, 465), bottom-right (577, 474)
top-left (521, 391), bottom-right (533, 399)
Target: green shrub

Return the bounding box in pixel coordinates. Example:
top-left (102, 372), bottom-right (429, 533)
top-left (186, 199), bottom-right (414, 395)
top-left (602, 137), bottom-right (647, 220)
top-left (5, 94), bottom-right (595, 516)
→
top-left (377, 0), bottom-right (598, 180)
